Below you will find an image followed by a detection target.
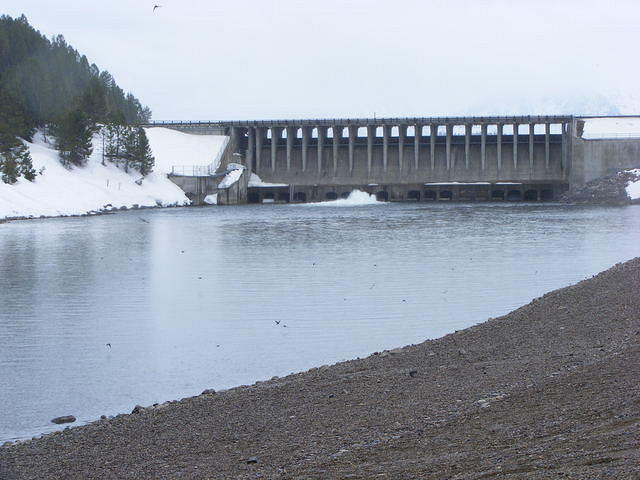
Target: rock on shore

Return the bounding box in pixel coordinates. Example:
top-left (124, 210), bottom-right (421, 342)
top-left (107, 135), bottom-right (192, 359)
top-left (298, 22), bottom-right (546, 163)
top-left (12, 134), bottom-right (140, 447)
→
top-left (1, 258), bottom-right (639, 479)
top-left (560, 169), bottom-right (640, 205)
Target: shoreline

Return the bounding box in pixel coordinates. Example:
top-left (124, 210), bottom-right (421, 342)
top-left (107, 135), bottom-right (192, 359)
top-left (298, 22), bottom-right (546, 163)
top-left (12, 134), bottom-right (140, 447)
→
top-left (2, 201), bottom-right (638, 225)
top-left (1, 258), bottom-right (639, 478)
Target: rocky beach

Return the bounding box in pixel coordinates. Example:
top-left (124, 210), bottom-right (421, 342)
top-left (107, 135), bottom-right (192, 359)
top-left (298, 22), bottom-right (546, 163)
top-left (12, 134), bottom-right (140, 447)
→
top-left (1, 258), bottom-right (639, 479)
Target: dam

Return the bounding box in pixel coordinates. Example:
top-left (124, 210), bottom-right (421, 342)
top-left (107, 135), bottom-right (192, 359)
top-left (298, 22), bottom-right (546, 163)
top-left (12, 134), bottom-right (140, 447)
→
top-left (146, 115), bottom-right (640, 204)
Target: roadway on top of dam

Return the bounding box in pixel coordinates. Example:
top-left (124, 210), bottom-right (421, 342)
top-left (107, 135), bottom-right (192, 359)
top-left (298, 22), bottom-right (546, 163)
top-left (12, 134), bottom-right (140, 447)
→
top-left (141, 115), bottom-right (575, 129)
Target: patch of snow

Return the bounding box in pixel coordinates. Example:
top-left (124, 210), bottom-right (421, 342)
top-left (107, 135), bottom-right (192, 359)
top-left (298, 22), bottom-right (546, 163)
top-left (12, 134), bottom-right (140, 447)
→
top-left (225, 163), bottom-right (246, 172)
top-left (218, 169), bottom-right (243, 189)
top-left (248, 173), bottom-right (288, 187)
top-left (581, 117), bottom-right (640, 139)
top-left (143, 128), bottom-right (229, 174)
top-left (625, 168), bottom-right (640, 200)
top-left (203, 194), bottom-right (218, 205)
top-left (300, 190), bottom-right (385, 207)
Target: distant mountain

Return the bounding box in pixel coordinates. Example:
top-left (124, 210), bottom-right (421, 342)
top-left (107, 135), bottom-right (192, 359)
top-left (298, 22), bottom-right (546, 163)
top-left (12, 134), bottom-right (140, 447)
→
top-left (466, 91), bottom-right (625, 117)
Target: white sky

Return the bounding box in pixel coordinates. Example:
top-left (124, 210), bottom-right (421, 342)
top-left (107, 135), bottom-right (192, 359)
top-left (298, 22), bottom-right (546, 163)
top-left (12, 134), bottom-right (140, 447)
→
top-left (3, 0), bottom-right (640, 120)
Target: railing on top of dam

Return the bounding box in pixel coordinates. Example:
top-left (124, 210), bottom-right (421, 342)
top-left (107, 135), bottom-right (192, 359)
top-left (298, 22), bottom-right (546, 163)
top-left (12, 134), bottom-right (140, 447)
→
top-left (142, 115), bottom-right (575, 129)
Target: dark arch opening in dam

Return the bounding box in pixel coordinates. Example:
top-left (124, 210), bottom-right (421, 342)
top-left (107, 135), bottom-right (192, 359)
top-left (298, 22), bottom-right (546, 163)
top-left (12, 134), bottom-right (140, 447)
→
top-left (541, 189), bottom-right (554, 201)
top-left (408, 190), bottom-right (420, 201)
top-left (524, 189), bottom-right (538, 201)
top-left (424, 190), bottom-right (437, 201)
top-left (376, 191), bottom-right (389, 201)
top-left (507, 190), bottom-right (522, 201)
top-left (492, 190), bottom-right (505, 201)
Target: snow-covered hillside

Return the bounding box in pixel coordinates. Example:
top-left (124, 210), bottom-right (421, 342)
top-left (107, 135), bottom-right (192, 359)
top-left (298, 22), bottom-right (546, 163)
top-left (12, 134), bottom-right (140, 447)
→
top-left (0, 128), bottom-right (228, 220)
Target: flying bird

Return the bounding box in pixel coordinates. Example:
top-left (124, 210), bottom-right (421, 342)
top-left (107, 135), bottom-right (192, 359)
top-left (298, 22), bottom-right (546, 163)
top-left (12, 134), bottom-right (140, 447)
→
top-left (106, 343), bottom-right (111, 348)
top-left (153, 5), bottom-right (162, 12)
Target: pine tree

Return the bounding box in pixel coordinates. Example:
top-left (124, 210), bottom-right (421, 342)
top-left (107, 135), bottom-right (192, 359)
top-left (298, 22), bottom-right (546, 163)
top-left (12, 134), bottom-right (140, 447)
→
top-left (103, 122), bottom-right (126, 166)
top-left (51, 109), bottom-right (94, 167)
top-left (132, 127), bottom-right (154, 175)
top-left (16, 143), bottom-right (36, 181)
top-left (122, 127), bottom-right (155, 175)
top-left (0, 153), bottom-right (18, 183)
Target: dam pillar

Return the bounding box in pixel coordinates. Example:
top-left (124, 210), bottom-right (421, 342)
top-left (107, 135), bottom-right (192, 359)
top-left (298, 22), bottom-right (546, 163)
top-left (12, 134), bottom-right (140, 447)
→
top-left (367, 125), bottom-right (376, 176)
top-left (286, 126), bottom-right (296, 171)
top-left (561, 122), bottom-right (567, 172)
top-left (513, 123), bottom-right (518, 168)
top-left (271, 127), bottom-right (282, 172)
top-left (398, 125), bottom-right (406, 172)
top-left (317, 126), bottom-right (327, 173)
top-left (348, 126), bottom-right (357, 173)
top-left (481, 124), bottom-right (487, 170)
top-left (302, 127), bottom-right (311, 172)
top-left (246, 127), bottom-right (255, 172)
top-left (230, 126), bottom-right (240, 154)
top-left (255, 127), bottom-right (265, 172)
top-left (545, 122), bottom-right (550, 171)
top-left (383, 125), bottom-right (391, 171)
top-left (414, 125), bottom-right (422, 170)
top-left (529, 123), bottom-right (535, 171)
top-left (332, 126), bottom-right (343, 174)
top-left (446, 124), bottom-right (453, 170)
top-left (497, 123), bottom-right (503, 171)
top-left (465, 124), bottom-right (471, 168)
top-left (430, 125), bottom-right (437, 169)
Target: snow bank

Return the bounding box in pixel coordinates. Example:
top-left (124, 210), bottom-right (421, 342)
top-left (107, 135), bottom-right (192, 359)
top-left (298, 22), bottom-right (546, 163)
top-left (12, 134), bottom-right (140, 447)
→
top-left (300, 189), bottom-right (384, 207)
top-left (625, 168), bottom-right (640, 200)
top-left (582, 117), bottom-right (640, 139)
top-left (0, 127), bottom-right (231, 220)
top-left (143, 128), bottom-right (228, 174)
top-left (248, 172), bottom-right (288, 187)
top-left (203, 194), bottom-right (218, 205)
top-left (218, 169), bottom-right (243, 189)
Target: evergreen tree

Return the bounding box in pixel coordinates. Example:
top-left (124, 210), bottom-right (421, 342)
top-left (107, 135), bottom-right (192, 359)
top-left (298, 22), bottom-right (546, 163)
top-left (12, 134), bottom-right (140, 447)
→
top-left (0, 151), bottom-right (19, 184)
top-left (16, 143), bottom-right (36, 181)
top-left (0, 121), bottom-right (36, 183)
top-left (102, 122), bottom-right (127, 166)
top-left (51, 109), bottom-right (94, 167)
top-left (132, 127), bottom-right (154, 175)
top-left (122, 127), bottom-right (154, 175)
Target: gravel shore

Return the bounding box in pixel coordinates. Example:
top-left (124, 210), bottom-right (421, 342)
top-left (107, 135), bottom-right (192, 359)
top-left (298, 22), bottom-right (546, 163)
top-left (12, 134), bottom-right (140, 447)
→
top-left (1, 258), bottom-right (639, 479)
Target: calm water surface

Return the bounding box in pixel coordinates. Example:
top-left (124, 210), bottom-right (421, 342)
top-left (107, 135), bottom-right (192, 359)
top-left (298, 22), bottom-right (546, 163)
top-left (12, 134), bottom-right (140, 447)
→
top-left (1, 203), bottom-right (640, 442)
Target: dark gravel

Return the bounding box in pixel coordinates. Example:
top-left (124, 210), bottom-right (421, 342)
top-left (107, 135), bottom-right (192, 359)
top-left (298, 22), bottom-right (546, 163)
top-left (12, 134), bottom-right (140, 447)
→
top-left (1, 258), bottom-right (639, 479)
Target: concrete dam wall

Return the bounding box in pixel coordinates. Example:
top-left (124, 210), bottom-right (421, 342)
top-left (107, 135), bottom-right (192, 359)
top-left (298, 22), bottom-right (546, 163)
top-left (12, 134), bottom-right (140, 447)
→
top-left (153, 115), bottom-right (640, 203)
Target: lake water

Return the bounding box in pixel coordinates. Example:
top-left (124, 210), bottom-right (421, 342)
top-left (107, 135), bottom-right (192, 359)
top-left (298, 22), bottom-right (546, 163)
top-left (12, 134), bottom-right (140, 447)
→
top-left (1, 202), bottom-right (639, 442)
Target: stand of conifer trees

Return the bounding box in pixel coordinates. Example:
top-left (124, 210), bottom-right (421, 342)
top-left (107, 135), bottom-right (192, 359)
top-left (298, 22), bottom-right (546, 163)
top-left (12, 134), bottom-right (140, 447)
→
top-left (0, 14), bottom-right (154, 183)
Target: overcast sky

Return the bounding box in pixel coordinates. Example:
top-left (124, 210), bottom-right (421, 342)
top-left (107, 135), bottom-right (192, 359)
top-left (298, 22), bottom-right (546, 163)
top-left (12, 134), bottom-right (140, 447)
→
top-left (3, 1), bottom-right (640, 120)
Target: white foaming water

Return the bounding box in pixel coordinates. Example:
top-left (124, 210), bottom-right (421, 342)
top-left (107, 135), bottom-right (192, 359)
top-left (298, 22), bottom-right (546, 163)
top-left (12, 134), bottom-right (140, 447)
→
top-left (301, 190), bottom-right (384, 206)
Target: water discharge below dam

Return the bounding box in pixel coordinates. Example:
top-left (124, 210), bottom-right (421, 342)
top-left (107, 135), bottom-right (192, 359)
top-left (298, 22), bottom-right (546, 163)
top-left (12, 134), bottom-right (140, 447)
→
top-left (1, 202), bottom-right (640, 443)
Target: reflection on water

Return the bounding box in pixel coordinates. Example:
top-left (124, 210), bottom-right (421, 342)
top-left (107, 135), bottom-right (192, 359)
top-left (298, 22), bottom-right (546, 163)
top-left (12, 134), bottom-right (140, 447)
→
top-left (1, 203), bottom-right (639, 442)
